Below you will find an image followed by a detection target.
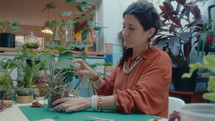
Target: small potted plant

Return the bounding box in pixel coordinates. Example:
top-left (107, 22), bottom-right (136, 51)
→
top-left (24, 42), bottom-right (40, 49)
top-left (0, 58), bottom-right (16, 100)
top-left (11, 48), bottom-right (43, 103)
top-left (0, 19), bottom-right (21, 48)
top-left (44, 63), bottom-right (79, 111)
top-left (23, 32), bottom-right (40, 49)
top-left (196, 19), bottom-right (215, 57)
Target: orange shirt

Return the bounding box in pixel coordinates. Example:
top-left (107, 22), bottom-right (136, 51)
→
top-left (97, 46), bottom-right (172, 118)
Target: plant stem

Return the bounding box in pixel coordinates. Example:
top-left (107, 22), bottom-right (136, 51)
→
top-left (74, 79), bottom-right (81, 90)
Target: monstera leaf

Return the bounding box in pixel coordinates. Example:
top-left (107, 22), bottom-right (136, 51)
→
top-left (55, 52), bottom-right (75, 70)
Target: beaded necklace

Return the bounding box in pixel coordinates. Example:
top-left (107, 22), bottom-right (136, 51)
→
top-left (123, 56), bottom-right (143, 74)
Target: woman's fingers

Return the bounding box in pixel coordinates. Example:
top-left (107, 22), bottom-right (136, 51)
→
top-left (52, 97), bottom-right (69, 105)
top-left (52, 103), bottom-right (71, 112)
top-left (52, 97), bottom-right (89, 113)
top-left (72, 59), bottom-right (90, 70)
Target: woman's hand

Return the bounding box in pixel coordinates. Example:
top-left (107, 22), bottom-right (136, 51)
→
top-left (73, 59), bottom-right (99, 82)
top-left (52, 97), bottom-right (91, 112)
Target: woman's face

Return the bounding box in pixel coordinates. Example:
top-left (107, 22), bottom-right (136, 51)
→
top-left (122, 14), bottom-right (150, 49)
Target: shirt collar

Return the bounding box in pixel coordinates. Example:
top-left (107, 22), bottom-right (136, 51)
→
top-left (139, 46), bottom-right (157, 59)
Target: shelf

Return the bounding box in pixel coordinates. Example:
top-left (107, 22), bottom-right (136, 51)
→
top-left (169, 90), bottom-right (207, 103)
top-left (195, 45), bottom-right (215, 54)
top-left (0, 47), bottom-right (105, 58)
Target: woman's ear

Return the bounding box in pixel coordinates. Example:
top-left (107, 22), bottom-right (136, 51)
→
top-left (146, 27), bottom-right (156, 39)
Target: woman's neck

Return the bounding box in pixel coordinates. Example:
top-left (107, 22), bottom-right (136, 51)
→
top-left (132, 44), bottom-right (150, 59)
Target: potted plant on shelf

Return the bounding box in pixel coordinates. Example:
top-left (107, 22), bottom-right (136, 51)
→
top-left (196, 19), bottom-right (215, 57)
top-left (23, 42), bottom-right (40, 49)
top-left (153, 0), bottom-right (203, 91)
top-left (23, 31), bottom-right (40, 49)
top-left (0, 19), bottom-right (21, 48)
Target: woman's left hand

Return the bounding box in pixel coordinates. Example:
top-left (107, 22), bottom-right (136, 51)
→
top-left (52, 97), bottom-right (91, 112)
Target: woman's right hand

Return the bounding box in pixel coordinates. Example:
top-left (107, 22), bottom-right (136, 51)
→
top-left (72, 59), bottom-right (99, 82)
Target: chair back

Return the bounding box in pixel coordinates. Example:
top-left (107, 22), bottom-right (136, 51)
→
top-left (168, 96), bottom-right (185, 117)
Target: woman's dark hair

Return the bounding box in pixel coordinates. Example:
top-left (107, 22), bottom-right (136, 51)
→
top-left (118, 0), bottom-right (161, 67)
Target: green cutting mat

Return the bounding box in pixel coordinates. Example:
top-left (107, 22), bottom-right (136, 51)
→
top-left (19, 106), bottom-right (159, 121)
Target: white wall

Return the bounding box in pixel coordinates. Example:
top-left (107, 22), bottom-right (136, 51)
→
top-left (97, 0), bottom-right (137, 50)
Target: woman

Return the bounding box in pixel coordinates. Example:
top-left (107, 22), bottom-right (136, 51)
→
top-left (52, 0), bottom-right (172, 118)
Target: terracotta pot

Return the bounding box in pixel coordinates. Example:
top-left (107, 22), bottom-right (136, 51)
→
top-left (206, 34), bottom-right (215, 45)
top-left (34, 81), bottom-right (48, 97)
top-left (17, 82), bottom-right (24, 87)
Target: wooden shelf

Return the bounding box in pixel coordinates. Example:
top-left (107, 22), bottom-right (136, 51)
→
top-left (195, 45), bottom-right (215, 54)
top-left (0, 47), bottom-right (105, 57)
top-left (169, 90), bottom-right (207, 103)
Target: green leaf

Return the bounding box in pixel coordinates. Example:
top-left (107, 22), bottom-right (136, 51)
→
top-left (40, 54), bottom-right (55, 69)
top-left (67, 20), bottom-right (76, 25)
top-left (74, 22), bottom-right (80, 27)
top-left (94, 26), bottom-right (103, 31)
top-left (66, 0), bottom-right (76, 3)
top-left (12, 19), bottom-right (20, 25)
top-left (182, 62), bottom-right (203, 78)
top-left (82, 29), bottom-right (90, 40)
top-left (68, 41), bottom-right (92, 49)
top-left (46, 45), bottom-right (69, 53)
top-left (208, 76), bottom-right (215, 91)
top-left (76, 5), bottom-right (82, 11)
top-left (60, 11), bottom-right (73, 17)
top-left (0, 19), bottom-right (7, 23)
top-left (75, 16), bottom-right (85, 20)
top-left (55, 52), bottom-right (75, 70)
top-left (203, 92), bottom-right (215, 102)
top-left (203, 55), bottom-right (215, 69)
top-left (87, 19), bottom-right (95, 28)
top-left (75, 12), bottom-right (84, 15)
top-left (80, 1), bottom-right (91, 11)
top-left (89, 9), bottom-right (96, 15)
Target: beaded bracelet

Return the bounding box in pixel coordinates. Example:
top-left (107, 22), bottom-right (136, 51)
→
top-left (98, 96), bottom-right (103, 112)
top-left (90, 72), bottom-right (100, 84)
top-left (91, 95), bottom-right (98, 111)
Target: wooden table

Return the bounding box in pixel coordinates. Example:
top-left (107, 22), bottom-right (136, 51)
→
top-left (169, 90), bottom-right (207, 103)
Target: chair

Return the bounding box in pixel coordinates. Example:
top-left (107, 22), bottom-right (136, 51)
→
top-left (168, 96), bottom-right (185, 117)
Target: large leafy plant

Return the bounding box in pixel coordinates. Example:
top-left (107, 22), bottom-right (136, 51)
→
top-left (183, 55), bottom-right (215, 101)
top-left (153, 0), bottom-right (202, 67)
top-left (43, 0), bottom-right (103, 45)
top-left (0, 19), bottom-right (21, 33)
